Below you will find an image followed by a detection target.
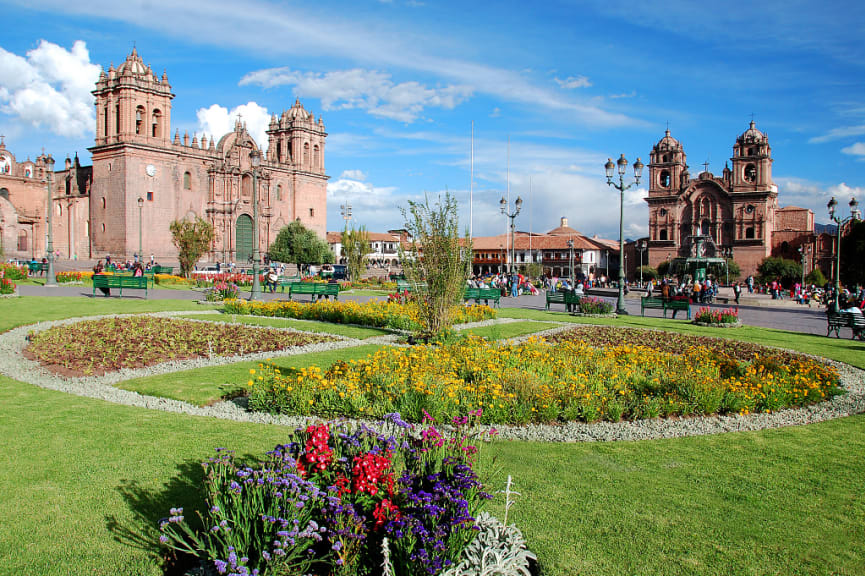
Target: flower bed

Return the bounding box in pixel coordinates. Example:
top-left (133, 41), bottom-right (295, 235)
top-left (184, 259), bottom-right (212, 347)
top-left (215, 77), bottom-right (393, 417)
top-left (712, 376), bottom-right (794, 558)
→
top-left (0, 277), bottom-right (16, 295)
top-left (155, 273), bottom-right (197, 286)
top-left (158, 413), bottom-right (515, 576)
top-left (246, 330), bottom-right (840, 424)
top-left (56, 270), bottom-right (93, 283)
top-left (205, 281), bottom-right (240, 302)
top-left (693, 306), bottom-right (739, 326)
top-left (25, 316), bottom-right (335, 376)
top-left (576, 296), bottom-right (614, 315)
top-left (1, 263), bottom-right (28, 280)
top-left (223, 299), bottom-right (496, 332)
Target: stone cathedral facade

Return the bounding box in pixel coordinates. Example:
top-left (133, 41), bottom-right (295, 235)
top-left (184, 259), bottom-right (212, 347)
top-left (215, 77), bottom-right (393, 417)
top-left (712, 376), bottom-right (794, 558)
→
top-left (0, 48), bottom-right (329, 263)
top-left (645, 122), bottom-right (815, 278)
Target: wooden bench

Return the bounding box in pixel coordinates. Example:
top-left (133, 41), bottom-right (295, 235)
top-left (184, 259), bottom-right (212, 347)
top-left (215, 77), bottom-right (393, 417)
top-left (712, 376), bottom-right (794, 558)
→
top-left (396, 280), bottom-right (427, 293)
top-left (152, 265), bottom-right (173, 275)
top-left (464, 287), bottom-right (502, 307)
top-left (641, 296), bottom-right (690, 319)
top-left (27, 262), bottom-right (47, 275)
top-left (278, 276), bottom-right (303, 293)
top-left (545, 290), bottom-right (581, 311)
top-left (827, 311), bottom-right (865, 339)
top-left (92, 274), bottom-right (149, 297)
top-left (286, 282), bottom-right (340, 301)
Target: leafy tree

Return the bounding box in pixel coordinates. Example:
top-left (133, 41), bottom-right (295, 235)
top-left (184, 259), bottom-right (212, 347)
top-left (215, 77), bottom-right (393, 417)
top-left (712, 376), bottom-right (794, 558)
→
top-left (341, 226), bottom-right (371, 283)
top-left (707, 259), bottom-right (740, 283)
top-left (170, 217), bottom-right (214, 278)
top-left (524, 262), bottom-right (543, 281)
top-left (657, 260), bottom-right (671, 277)
top-left (638, 266), bottom-right (658, 282)
top-left (757, 257), bottom-right (802, 288)
top-left (840, 220), bottom-right (865, 288)
top-left (805, 267), bottom-right (827, 287)
top-left (268, 221), bottom-right (333, 268)
top-left (399, 192), bottom-right (472, 339)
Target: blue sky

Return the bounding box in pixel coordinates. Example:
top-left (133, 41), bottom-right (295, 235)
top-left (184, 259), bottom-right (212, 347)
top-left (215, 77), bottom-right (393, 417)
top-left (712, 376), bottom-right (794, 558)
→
top-left (1, 0), bottom-right (863, 240)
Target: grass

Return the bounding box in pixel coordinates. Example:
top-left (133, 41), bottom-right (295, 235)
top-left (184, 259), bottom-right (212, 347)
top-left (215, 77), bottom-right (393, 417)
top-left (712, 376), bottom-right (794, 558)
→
top-left (117, 344), bottom-right (385, 406)
top-left (500, 307), bottom-right (865, 370)
top-left (2, 297), bottom-right (865, 575)
top-left (459, 320), bottom-right (558, 340)
top-left (173, 312), bottom-right (389, 339)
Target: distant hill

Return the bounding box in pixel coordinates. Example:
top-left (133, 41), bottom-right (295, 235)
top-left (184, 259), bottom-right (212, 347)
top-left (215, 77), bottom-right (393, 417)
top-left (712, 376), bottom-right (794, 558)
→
top-left (815, 223), bottom-right (838, 235)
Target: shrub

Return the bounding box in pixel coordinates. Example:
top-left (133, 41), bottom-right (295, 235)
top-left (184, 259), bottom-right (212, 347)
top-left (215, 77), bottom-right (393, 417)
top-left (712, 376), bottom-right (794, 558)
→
top-left (0, 263), bottom-right (28, 280)
top-left (159, 413), bottom-right (493, 576)
top-left (0, 277), bottom-right (15, 295)
top-left (577, 296), bottom-right (614, 315)
top-left (693, 307), bottom-right (738, 325)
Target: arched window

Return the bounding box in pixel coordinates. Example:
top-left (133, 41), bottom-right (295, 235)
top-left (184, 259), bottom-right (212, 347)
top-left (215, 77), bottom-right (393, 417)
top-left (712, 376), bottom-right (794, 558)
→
top-left (745, 227), bottom-right (755, 239)
top-left (24, 166), bottom-right (32, 178)
top-left (57, 204), bottom-right (62, 217)
top-left (17, 230), bottom-right (27, 252)
top-left (135, 106), bottom-right (145, 135)
top-left (303, 142), bottom-right (309, 167)
top-left (101, 223), bottom-right (106, 233)
top-left (0, 188), bottom-right (8, 200)
top-left (276, 184), bottom-right (282, 201)
top-left (115, 105), bottom-right (121, 135)
top-left (152, 109), bottom-right (162, 138)
top-left (701, 219), bottom-right (710, 235)
top-left (744, 164), bottom-right (757, 183)
top-left (313, 145), bottom-right (320, 169)
top-left (101, 197), bottom-right (106, 210)
top-left (277, 142), bottom-right (283, 163)
top-left (659, 169), bottom-right (670, 188)
top-left (659, 229), bottom-right (668, 241)
top-left (242, 174), bottom-right (252, 198)
top-left (65, 178), bottom-right (71, 195)
top-left (183, 171), bottom-right (191, 190)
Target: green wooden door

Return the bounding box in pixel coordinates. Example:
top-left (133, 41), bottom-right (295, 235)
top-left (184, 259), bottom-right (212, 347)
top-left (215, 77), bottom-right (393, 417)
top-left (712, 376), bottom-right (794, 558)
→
top-left (236, 214), bottom-right (253, 263)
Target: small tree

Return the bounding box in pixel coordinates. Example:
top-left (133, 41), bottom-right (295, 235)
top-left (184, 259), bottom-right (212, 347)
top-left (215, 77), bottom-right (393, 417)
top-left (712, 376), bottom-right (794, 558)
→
top-left (268, 221), bottom-right (333, 268)
top-left (805, 267), bottom-right (827, 287)
top-left (757, 256), bottom-right (802, 288)
top-left (341, 226), bottom-right (371, 283)
top-left (657, 260), bottom-right (671, 277)
top-left (399, 192), bottom-right (472, 339)
top-left (170, 217), bottom-right (214, 278)
top-left (525, 262), bottom-right (543, 282)
top-left (638, 265), bottom-right (658, 282)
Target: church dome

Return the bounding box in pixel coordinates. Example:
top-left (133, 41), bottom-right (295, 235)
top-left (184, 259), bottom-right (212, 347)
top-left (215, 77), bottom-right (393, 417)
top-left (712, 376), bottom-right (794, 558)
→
top-left (653, 129), bottom-right (682, 153)
top-left (284, 99), bottom-right (313, 122)
top-left (116, 47), bottom-right (148, 77)
top-left (737, 121), bottom-right (766, 144)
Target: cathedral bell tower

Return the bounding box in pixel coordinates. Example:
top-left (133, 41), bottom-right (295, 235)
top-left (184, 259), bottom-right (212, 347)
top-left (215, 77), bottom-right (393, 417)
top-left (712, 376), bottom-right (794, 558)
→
top-left (92, 47), bottom-right (174, 146)
top-left (648, 129), bottom-right (688, 196)
top-left (731, 121), bottom-right (773, 192)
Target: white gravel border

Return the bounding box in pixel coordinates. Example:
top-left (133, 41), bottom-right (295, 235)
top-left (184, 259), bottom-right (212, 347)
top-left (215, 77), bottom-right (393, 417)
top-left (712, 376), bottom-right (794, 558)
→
top-left (1, 313), bottom-right (862, 441)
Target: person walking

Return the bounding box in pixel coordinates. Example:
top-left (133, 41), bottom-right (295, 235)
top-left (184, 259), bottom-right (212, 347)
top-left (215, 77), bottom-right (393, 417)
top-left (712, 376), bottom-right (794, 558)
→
top-left (733, 281), bottom-right (741, 305)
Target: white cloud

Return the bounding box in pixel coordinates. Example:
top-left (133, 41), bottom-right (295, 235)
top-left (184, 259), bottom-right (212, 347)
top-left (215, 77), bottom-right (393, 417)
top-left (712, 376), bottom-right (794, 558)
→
top-left (327, 176), bottom-right (411, 231)
top-left (555, 75), bottom-right (591, 89)
top-left (841, 142), bottom-right (865, 157)
top-left (610, 91), bottom-right (637, 99)
top-left (774, 176), bottom-right (865, 222)
top-left (196, 101), bottom-right (271, 150)
top-left (809, 125), bottom-right (865, 143)
top-left (241, 68), bottom-right (472, 122)
top-left (340, 169), bottom-right (367, 180)
top-left (0, 40), bottom-right (101, 137)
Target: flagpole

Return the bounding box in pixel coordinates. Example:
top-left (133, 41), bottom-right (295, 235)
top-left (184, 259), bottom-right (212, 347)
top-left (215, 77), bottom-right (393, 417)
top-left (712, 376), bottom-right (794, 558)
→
top-left (470, 121), bottom-right (474, 239)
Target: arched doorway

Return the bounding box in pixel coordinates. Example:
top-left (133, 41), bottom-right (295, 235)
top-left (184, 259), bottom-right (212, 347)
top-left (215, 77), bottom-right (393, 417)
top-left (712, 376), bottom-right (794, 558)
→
top-left (236, 214), bottom-right (253, 263)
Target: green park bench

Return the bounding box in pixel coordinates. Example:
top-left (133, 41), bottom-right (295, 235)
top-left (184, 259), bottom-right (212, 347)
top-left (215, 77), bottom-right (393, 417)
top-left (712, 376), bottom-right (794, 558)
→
top-left (286, 282), bottom-right (340, 302)
top-left (92, 274), bottom-right (149, 298)
top-left (826, 311), bottom-right (865, 339)
top-left (463, 287), bottom-right (502, 307)
top-left (396, 280), bottom-right (427, 293)
top-left (27, 262), bottom-right (47, 275)
top-left (641, 296), bottom-right (691, 319)
top-left (545, 290), bottom-right (581, 312)
top-left (152, 265), bottom-right (173, 275)
top-left (278, 276), bottom-right (303, 292)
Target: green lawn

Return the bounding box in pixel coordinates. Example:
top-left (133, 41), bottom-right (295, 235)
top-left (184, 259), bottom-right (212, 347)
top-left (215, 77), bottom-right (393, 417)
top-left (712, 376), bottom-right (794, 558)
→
top-left (117, 344), bottom-right (385, 406)
top-left (1, 298), bottom-right (864, 575)
top-left (174, 312), bottom-right (390, 339)
top-left (460, 320), bottom-right (558, 340)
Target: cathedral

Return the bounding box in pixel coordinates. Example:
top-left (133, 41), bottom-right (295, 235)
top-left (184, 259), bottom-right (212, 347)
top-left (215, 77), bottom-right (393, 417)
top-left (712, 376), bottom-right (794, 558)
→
top-left (0, 48), bottom-right (328, 263)
top-left (645, 122), bottom-right (816, 278)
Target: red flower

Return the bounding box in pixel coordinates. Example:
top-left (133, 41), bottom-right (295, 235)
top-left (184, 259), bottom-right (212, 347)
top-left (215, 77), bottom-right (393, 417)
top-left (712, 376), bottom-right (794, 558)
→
top-left (303, 424), bottom-right (333, 473)
top-left (372, 498), bottom-right (400, 530)
top-left (351, 452), bottom-right (394, 496)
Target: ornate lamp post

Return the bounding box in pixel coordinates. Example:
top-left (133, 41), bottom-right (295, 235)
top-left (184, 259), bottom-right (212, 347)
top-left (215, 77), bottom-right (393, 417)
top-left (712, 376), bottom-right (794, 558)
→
top-left (137, 197), bottom-right (144, 262)
top-left (636, 238), bottom-right (648, 287)
top-left (604, 154), bottom-right (643, 314)
top-left (250, 149), bottom-right (262, 300)
top-left (567, 238), bottom-right (574, 287)
top-left (797, 245), bottom-right (810, 288)
top-left (44, 155), bottom-right (57, 287)
top-left (827, 196), bottom-right (860, 292)
top-left (499, 196), bottom-right (522, 275)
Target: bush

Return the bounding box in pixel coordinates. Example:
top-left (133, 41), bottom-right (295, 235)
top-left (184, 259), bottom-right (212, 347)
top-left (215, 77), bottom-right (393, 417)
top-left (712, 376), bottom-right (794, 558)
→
top-left (0, 264), bottom-right (28, 280)
top-left (805, 268), bottom-right (827, 287)
top-left (757, 257), bottom-right (801, 287)
top-left (159, 413), bottom-right (493, 576)
top-left (638, 266), bottom-right (658, 282)
top-left (577, 296), bottom-right (614, 315)
top-left (0, 277), bottom-right (15, 295)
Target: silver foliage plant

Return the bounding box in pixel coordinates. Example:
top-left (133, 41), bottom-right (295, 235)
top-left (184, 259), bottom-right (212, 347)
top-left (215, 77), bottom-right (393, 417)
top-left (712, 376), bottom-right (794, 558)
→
top-left (440, 512), bottom-right (537, 576)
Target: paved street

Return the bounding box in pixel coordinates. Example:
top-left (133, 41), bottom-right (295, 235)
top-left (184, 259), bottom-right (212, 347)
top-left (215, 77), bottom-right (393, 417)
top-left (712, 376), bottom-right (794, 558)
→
top-left (16, 282), bottom-right (838, 338)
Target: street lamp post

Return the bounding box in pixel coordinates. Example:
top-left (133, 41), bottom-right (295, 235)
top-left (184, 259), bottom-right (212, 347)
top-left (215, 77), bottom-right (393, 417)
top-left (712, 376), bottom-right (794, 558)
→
top-left (499, 196), bottom-right (522, 274)
top-left (45, 155), bottom-right (57, 287)
top-left (567, 238), bottom-right (574, 287)
top-left (605, 154), bottom-right (644, 315)
top-left (250, 149), bottom-right (262, 300)
top-left (797, 245), bottom-right (810, 288)
top-left (827, 196), bottom-right (861, 292)
top-left (636, 239), bottom-right (647, 287)
top-left (137, 197), bottom-right (144, 263)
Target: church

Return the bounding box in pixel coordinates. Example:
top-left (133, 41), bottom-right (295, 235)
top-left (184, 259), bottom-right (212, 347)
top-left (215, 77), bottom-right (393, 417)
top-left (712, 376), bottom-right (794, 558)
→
top-left (645, 122), bottom-right (816, 278)
top-left (0, 48), bottom-right (328, 264)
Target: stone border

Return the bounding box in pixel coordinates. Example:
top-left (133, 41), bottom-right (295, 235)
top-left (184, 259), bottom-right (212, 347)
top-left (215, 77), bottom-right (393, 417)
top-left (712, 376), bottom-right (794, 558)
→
top-left (691, 320), bottom-right (743, 328)
top-left (1, 312), bottom-right (862, 442)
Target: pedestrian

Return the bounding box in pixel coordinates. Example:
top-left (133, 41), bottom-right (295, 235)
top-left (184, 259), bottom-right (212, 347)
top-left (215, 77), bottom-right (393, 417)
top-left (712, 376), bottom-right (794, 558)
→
top-left (733, 281), bottom-right (741, 305)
